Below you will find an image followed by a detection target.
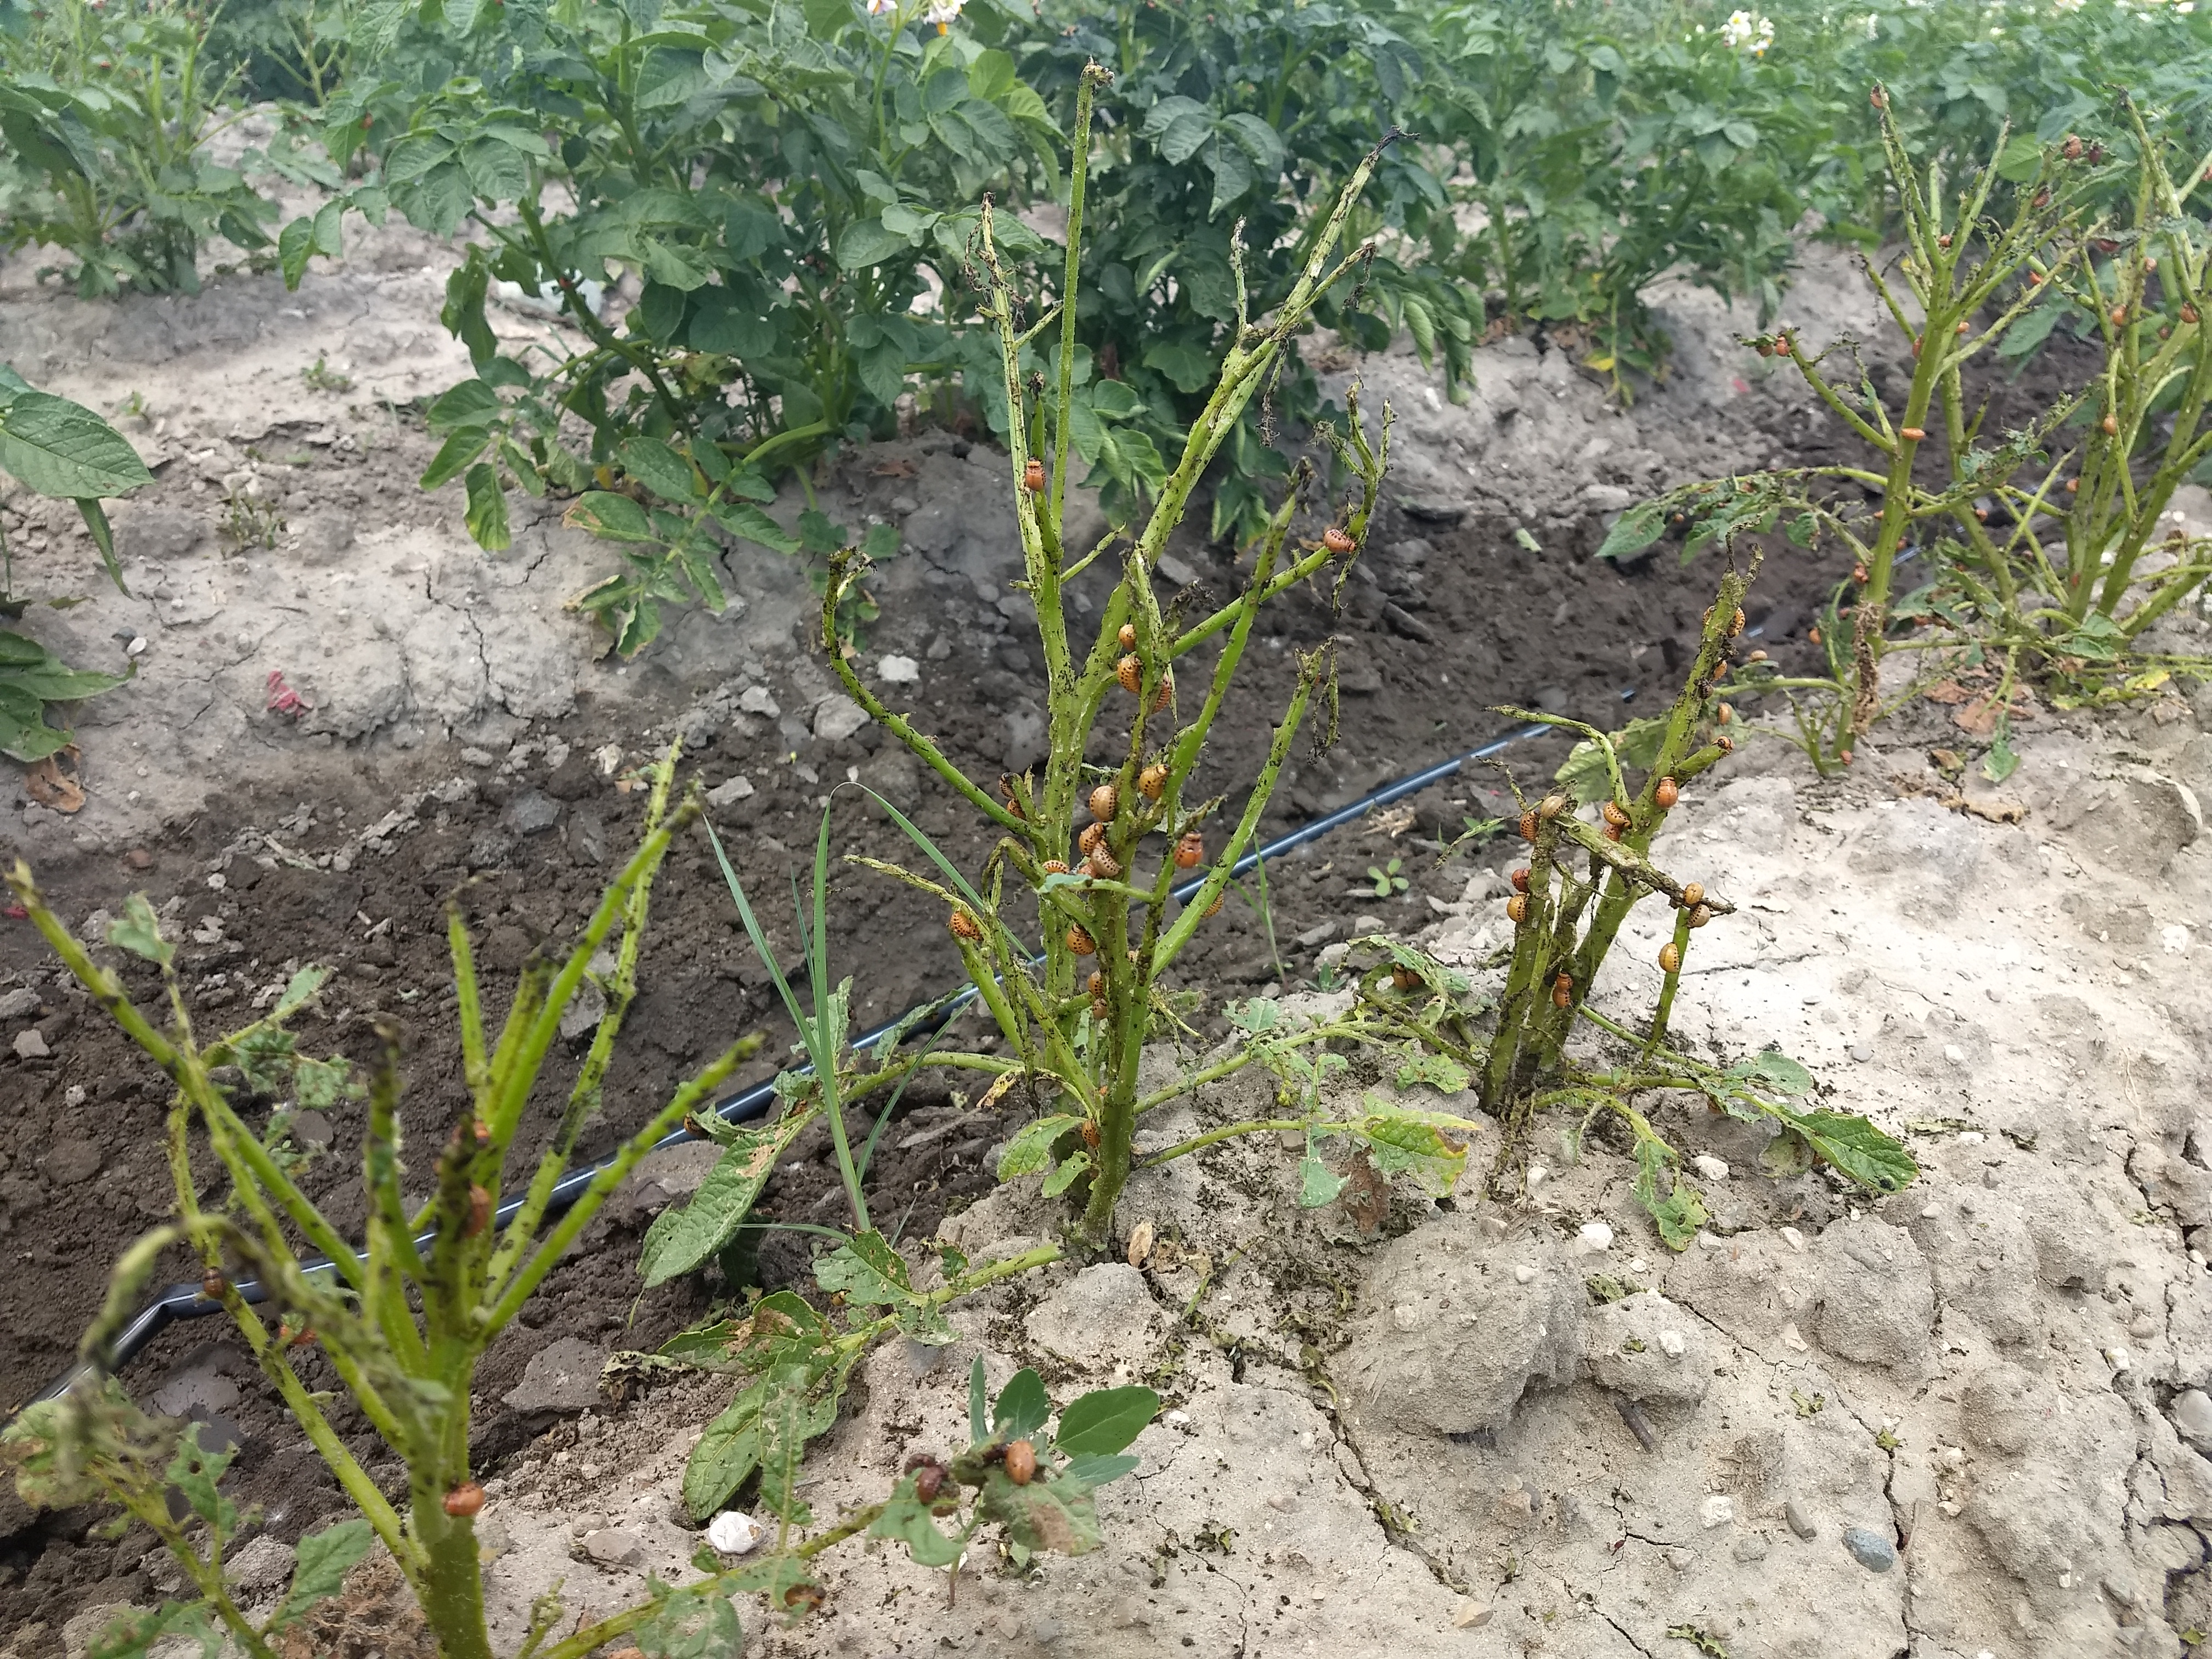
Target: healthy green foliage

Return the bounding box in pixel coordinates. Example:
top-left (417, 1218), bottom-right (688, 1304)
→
top-left (0, 366), bottom-right (148, 757)
top-left (0, 0), bottom-right (292, 295)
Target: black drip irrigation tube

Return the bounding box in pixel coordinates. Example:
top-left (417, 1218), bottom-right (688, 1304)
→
top-left (33, 703), bottom-right (1626, 1409)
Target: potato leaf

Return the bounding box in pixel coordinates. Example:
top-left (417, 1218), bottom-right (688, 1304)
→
top-left (1053, 1386), bottom-right (1159, 1457)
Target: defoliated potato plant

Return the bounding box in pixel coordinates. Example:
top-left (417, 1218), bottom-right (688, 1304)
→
top-left (1491, 560), bottom-right (1917, 1241)
top-left (1610, 93), bottom-right (2212, 782)
top-left (815, 65), bottom-right (1450, 1246)
top-left (0, 751), bottom-right (1148, 1659)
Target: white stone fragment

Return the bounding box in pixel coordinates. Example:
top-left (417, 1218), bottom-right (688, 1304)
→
top-left (706, 1510), bottom-right (764, 1556)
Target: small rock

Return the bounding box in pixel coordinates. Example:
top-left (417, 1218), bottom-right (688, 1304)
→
top-left (1656, 1330), bottom-right (1686, 1358)
top-left (814, 696), bottom-right (870, 742)
top-left (706, 1510), bottom-right (764, 1556)
top-left (14, 1028), bottom-right (50, 1060)
top-left (738, 685), bottom-right (780, 718)
top-left (1841, 1525), bottom-right (1896, 1573)
top-left (1513, 1264), bottom-right (1536, 1284)
top-left (1848, 1043), bottom-right (1873, 1062)
top-left (1691, 1154), bottom-right (1730, 1182)
top-left (123, 848), bottom-right (154, 870)
top-left (1452, 1601), bottom-right (1494, 1629)
top-left (1295, 920), bottom-right (1339, 949)
top-left (878, 654), bottom-right (921, 685)
top-left (503, 1338), bottom-right (607, 1414)
top-left (2173, 1389), bottom-right (2212, 1447)
top-left (1732, 1534), bottom-right (1769, 1563)
top-left (503, 791), bottom-right (562, 836)
top-left (582, 1527), bottom-right (643, 1568)
top-left (1699, 1494), bottom-right (1734, 1530)
top-left (461, 747), bottom-right (496, 768)
top-left (63, 1602), bottom-right (148, 1659)
top-left (1786, 1499), bottom-right (1818, 1541)
top-left (0, 986), bottom-right (39, 1020)
top-left (1156, 551), bottom-right (1198, 587)
top-left (1779, 1226), bottom-right (1805, 1253)
top-left (2131, 1311), bottom-right (2159, 1340)
top-left (1351, 913), bottom-right (1386, 935)
top-left (42, 1137), bottom-right (101, 1184)
top-left (1578, 1221), bottom-right (1613, 1252)
top-left (224, 1533), bottom-right (296, 1595)
top-left (704, 775), bottom-right (755, 808)
top-left (1525, 1164), bottom-right (1549, 1192)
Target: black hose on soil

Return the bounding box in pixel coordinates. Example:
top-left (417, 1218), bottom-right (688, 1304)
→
top-left (29, 710), bottom-right (1599, 1407)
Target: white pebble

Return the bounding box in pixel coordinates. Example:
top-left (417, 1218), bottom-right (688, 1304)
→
top-left (2107, 1347), bottom-right (2132, 1373)
top-left (878, 654), bottom-right (921, 685)
top-left (125, 635), bottom-right (148, 657)
top-left (1658, 1330), bottom-right (1686, 1358)
top-left (1627, 1257), bottom-right (1649, 1274)
top-left (1958, 1131), bottom-right (1985, 1146)
top-left (1164, 1409), bottom-right (1193, 1431)
top-left (1920, 1204), bottom-right (1942, 1219)
top-left (1691, 1154), bottom-right (1730, 1182)
top-left (1779, 1226), bottom-right (1805, 1253)
top-left (2164, 924), bottom-right (2192, 955)
top-left (1699, 1494), bottom-right (1734, 1529)
top-left (1578, 1221), bottom-right (1614, 1253)
top-left (1525, 1163), bottom-right (1549, 1192)
top-left (1513, 1264), bottom-right (1536, 1284)
top-left (706, 1510), bottom-right (764, 1555)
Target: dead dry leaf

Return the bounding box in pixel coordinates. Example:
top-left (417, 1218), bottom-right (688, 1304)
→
top-left (1364, 803), bottom-right (1419, 838)
top-left (1922, 679), bottom-right (1974, 706)
top-left (1953, 695), bottom-right (2002, 737)
top-left (24, 747), bottom-right (84, 814)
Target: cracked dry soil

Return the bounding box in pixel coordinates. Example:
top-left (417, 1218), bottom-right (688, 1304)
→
top-left (3, 218), bottom-right (2209, 1658)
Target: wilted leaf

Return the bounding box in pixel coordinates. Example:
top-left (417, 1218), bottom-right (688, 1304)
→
top-left (1353, 1100), bottom-right (1471, 1197)
top-left (869, 1478), bottom-right (968, 1567)
top-left (268, 1518), bottom-right (374, 1628)
top-left (1298, 1153), bottom-right (1347, 1209)
top-left (977, 1466), bottom-right (1102, 1555)
top-left (681, 1385), bottom-right (764, 1520)
top-left (640, 1108), bottom-right (814, 1288)
top-left (106, 893), bottom-right (173, 967)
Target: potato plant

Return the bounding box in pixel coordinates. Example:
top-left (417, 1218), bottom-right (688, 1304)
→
top-left (0, 0), bottom-right (288, 295)
top-left (0, 752), bottom-right (1137, 1659)
top-left (0, 368), bottom-right (151, 758)
top-left (799, 66), bottom-right (1435, 1248)
top-left (1604, 92), bottom-right (2100, 773)
top-left (1618, 93), bottom-right (2212, 780)
top-left (1491, 559), bottom-right (1916, 1237)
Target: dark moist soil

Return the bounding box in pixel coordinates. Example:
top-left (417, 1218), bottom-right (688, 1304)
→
top-left (0, 329), bottom-right (2086, 1648)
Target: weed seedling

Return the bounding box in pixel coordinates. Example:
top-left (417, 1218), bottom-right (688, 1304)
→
top-left (1363, 857), bottom-right (1410, 899)
top-left (301, 353), bottom-right (353, 393)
